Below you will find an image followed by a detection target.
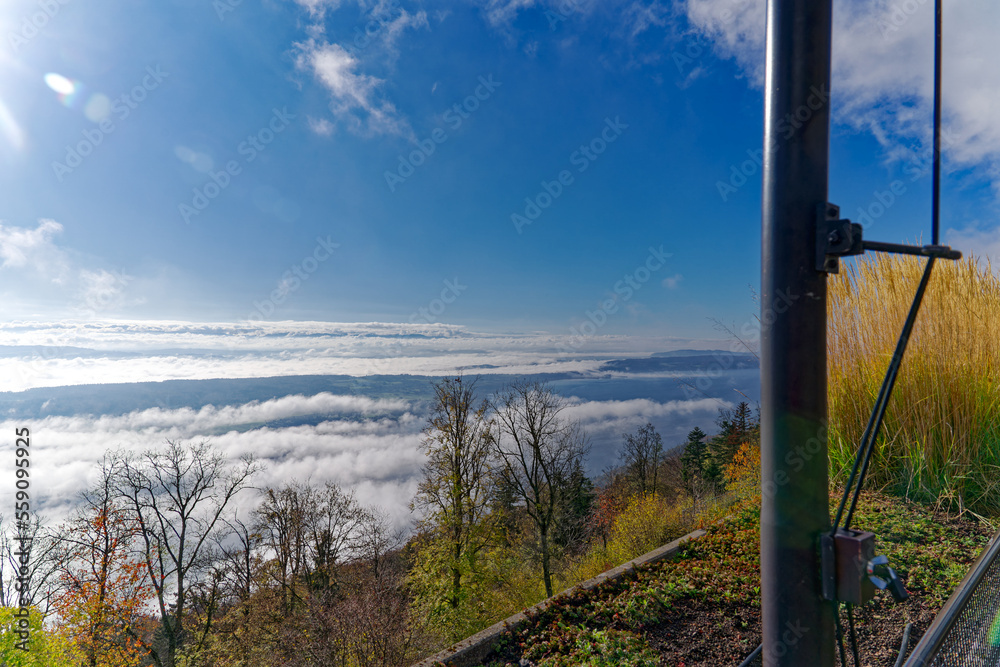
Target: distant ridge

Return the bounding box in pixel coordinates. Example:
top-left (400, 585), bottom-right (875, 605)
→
top-left (601, 351), bottom-right (758, 374)
top-left (0, 354), bottom-right (760, 420)
top-left (651, 348), bottom-right (757, 358)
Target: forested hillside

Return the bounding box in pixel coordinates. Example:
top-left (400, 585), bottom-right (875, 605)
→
top-left (0, 377), bottom-right (759, 666)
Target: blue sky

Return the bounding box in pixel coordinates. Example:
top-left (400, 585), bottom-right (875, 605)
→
top-left (0, 0), bottom-right (998, 342)
top-left (4, 0), bottom-right (1000, 530)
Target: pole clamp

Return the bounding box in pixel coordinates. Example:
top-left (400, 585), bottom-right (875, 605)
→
top-left (817, 202), bottom-right (963, 274)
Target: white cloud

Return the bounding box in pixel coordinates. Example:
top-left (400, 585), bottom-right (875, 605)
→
top-left (563, 396), bottom-right (730, 423)
top-left (484, 0), bottom-right (537, 28)
top-left (0, 392), bottom-right (735, 534)
top-left (296, 40), bottom-right (410, 137)
top-left (0, 319), bottom-right (722, 390)
top-left (685, 0), bottom-right (1000, 194)
top-left (291, 0), bottom-right (428, 138)
top-left (378, 4), bottom-right (429, 52)
top-left (685, 0), bottom-right (766, 82)
top-left (294, 0), bottom-right (344, 20)
top-left (945, 223), bottom-right (1000, 268)
top-left (0, 220), bottom-right (145, 316)
top-left (77, 268), bottom-right (136, 313)
top-left (0, 219), bottom-right (68, 279)
top-left (308, 116), bottom-right (335, 136)
top-left (662, 273), bottom-right (683, 289)
top-left (622, 0), bottom-right (670, 39)
top-left (0, 401), bottom-right (426, 533)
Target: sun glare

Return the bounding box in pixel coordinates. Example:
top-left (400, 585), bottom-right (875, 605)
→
top-left (43, 71), bottom-right (75, 95)
top-left (0, 97), bottom-right (24, 152)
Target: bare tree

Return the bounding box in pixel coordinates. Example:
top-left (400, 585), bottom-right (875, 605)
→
top-left (307, 482), bottom-right (362, 593)
top-left (253, 482), bottom-right (312, 614)
top-left (254, 480), bottom-right (362, 610)
top-left (353, 506), bottom-right (403, 582)
top-left (412, 376), bottom-right (495, 609)
top-left (114, 440), bottom-right (259, 667)
top-left (491, 381), bottom-right (589, 597)
top-left (213, 515), bottom-right (262, 612)
top-left (620, 422), bottom-right (663, 496)
top-left (0, 511), bottom-right (62, 615)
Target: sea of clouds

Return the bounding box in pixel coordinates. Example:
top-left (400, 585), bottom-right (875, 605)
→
top-left (0, 319), bottom-right (752, 535)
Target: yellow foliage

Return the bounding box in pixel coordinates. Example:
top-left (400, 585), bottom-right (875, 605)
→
top-left (725, 441), bottom-right (761, 503)
top-left (604, 493), bottom-right (686, 566)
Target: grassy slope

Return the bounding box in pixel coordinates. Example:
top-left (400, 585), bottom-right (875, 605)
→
top-left (478, 491), bottom-right (993, 667)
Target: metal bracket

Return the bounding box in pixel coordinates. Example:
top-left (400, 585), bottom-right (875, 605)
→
top-left (817, 203), bottom-right (864, 274)
top-left (818, 202), bottom-right (963, 274)
top-left (821, 528), bottom-right (876, 604)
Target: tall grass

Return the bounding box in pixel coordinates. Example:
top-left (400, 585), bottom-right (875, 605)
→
top-left (828, 253), bottom-right (1000, 514)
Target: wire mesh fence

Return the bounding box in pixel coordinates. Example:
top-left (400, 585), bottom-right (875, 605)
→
top-left (736, 528), bottom-right (1000, 666)
top-left (904, 530), bottom-right (1000, 666)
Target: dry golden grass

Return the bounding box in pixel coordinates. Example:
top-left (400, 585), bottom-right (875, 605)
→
top-left (828, 252), bottom-right (1000, 514)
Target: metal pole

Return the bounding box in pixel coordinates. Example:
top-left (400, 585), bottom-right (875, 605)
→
top-left (760, 0), bottom-right (836, 664)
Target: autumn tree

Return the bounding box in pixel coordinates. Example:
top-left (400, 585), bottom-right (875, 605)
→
top-left (491, 381), bottom-right (588, 598)
top-left (709, 401), bottom-right (759, 467)
top-left (353, 506), bottom-right (403, 582)
top-left (306, 482), bottom-right (363, 594)
top-left (0, 605), bottom-right (80, 666)
top-left (221, 485), bottom-right (422, 666)
top-left (114, 441), bottom-right (259, 667)
top-left (189, 515), bottom-right (273, 667)
top-left (411, 376), bottom-right (495, 610)
top-left (52, 456), bottom-right (155, 667)
top-left (619, 422), bottom-right (663, 496)
top-left (254, 483), bottom-right (312, 615)
top-left (254, 481), bottom-right (362, 612)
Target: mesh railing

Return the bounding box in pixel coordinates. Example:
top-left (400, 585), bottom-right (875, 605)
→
top-left (904, 529), bottom-right (1000, 666)
top-left (736, 528), bottom-right (1000, 666)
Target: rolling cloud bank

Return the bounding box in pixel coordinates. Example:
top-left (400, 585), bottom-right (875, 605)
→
top-left (0, 319), bottom-right (758, 534)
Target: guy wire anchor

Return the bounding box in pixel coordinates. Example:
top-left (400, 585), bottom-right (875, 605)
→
top-left (816, 203), bottom-right (962, 274)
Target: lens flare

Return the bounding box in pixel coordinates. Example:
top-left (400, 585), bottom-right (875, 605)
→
top-left (0, 97), bottom-right (25, 152)
top-left (44, 73), bottom-right (85, 109)
top-left (44, 72), bottom-right (75, 95)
